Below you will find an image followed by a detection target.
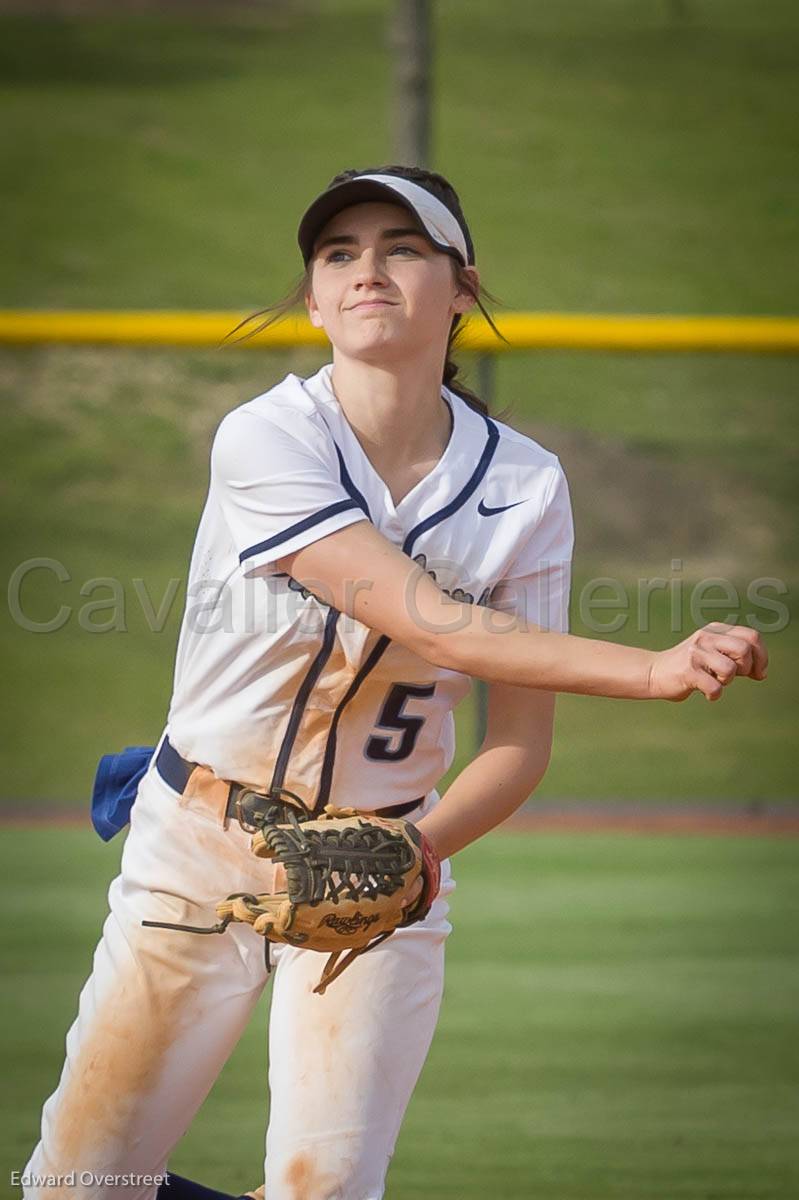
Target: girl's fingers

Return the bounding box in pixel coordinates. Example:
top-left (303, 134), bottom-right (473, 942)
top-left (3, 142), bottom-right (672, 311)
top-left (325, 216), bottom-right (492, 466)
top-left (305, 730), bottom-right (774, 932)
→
top-left (748, 630), bottom-right (769, 679)
top-left (690, 666), bottom-right (724, 702)
top-left (700, 623), bottom-right (768, 680)
top-left (694, 647), bottom-right (738, 686)
top-left (696, 633), bottom-right (753, 676)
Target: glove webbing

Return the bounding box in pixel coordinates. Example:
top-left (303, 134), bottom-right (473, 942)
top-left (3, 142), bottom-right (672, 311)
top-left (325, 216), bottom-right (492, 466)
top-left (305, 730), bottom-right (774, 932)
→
top-left (267, 813), bottom-right (417, 907)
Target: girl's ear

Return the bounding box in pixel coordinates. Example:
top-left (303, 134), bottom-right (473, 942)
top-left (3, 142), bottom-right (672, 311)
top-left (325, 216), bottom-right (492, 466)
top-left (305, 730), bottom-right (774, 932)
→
top-left (305, 287), bottom-right (325, 330)
top-left (452, 265), bottom-right (480, 315)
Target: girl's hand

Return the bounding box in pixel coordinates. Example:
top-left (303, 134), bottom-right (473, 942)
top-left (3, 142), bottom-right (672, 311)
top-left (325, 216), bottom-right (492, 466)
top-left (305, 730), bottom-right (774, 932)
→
top-left (648, 622), bottom-right (768, 702)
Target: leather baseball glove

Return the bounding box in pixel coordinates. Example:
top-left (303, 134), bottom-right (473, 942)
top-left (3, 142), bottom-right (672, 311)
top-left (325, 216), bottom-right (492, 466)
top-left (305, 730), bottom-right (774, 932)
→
top-left (222, 808), bottom-right (441, 993)
top-left (144, 807), bottom-right (441, 994)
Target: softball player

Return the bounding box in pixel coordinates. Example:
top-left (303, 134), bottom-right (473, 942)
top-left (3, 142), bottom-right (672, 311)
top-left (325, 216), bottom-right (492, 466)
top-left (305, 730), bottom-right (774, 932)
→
top-left (23, 165), bottom-right (766, 1200)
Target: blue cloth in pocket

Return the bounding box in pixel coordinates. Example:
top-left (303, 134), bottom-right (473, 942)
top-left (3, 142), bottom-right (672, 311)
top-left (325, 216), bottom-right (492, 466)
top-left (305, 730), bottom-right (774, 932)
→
top-left (91, 745), bottom-right (155, 841)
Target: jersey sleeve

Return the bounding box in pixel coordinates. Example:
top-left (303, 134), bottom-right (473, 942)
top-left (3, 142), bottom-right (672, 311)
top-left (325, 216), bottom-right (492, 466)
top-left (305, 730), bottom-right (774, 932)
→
top-left (489, 460), bottom-right (575, 633)
top-left (211, 405), bottom-right (367, 577)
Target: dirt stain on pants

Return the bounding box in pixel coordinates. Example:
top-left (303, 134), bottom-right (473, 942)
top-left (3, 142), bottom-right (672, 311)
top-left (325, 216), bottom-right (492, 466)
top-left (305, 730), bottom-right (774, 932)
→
top-left (36, 926), bottom-right (201, 1195)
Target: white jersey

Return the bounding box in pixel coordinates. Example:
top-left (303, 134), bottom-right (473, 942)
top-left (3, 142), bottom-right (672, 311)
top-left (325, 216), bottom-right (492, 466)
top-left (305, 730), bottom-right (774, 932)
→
top-left (166, 363), bottom-right (574, 812)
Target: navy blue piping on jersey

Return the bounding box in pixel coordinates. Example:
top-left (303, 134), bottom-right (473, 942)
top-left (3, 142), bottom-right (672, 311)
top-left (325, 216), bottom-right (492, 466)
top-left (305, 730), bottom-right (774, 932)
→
top-left (269, 606), bottom-right (340, 795)
top-left (402, 412), bottom-right (499, 557)
top-left (312, 413), bottom-right (500, 813)
top-left (334, 442), bottom-right (372, 521)
top-left (260, 444), bottom-right (368, 795)
top-left (239, 499), bottom-right (359, 564)
top-left (313, 634), bottom-right (391, 814)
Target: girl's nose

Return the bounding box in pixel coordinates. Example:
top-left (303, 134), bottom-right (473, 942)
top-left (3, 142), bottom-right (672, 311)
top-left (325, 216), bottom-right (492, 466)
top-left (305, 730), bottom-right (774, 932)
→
top-left (353, 248), bottom-right (389, 287)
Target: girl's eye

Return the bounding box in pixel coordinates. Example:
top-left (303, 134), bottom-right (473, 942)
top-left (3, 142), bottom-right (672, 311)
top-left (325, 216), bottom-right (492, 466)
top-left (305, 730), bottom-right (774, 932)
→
top-left (324, 244), bottom-right (420, 264)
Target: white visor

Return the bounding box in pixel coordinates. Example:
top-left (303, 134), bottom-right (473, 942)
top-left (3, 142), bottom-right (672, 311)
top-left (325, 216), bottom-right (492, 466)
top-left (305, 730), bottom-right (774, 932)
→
top-left (297, 172), bottom-right (472, 266)
top-left (355, 174), bottom-right (470, 265)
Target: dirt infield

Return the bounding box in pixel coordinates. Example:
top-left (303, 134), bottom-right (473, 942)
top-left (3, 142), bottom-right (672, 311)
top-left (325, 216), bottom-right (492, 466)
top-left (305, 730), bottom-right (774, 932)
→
top-left (500, 807), bottom-right (799, 837)
top-left (3, 801), bottom-right (799, 837)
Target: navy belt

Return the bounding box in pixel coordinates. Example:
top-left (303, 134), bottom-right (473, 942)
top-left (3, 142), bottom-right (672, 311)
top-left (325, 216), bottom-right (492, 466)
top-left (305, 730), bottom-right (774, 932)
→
top-left (155, 736), bottom-right (422, 821)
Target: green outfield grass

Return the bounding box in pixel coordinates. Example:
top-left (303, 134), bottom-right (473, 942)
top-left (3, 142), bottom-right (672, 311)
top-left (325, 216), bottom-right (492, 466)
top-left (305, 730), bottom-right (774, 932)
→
top-left (1, 1), bottom-right (797, 314)
top-left (3, 827), bottom-right (797, 1198)
top-left (1, 0), bottom-right (796, 803)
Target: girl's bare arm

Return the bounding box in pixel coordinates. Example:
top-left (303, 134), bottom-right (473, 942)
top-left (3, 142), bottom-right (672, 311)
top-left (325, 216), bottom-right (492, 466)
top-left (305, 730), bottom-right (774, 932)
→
top-left (277, 520), bottom-right (767, 703)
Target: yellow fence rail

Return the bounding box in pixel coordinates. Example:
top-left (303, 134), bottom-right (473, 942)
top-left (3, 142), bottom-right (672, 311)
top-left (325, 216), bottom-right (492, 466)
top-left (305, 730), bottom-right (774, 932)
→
top-left (1, 310), bottom-right (798, 353)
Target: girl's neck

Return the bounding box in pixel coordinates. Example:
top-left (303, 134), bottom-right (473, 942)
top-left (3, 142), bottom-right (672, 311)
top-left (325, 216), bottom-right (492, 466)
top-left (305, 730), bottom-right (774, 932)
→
top-left (330, 351), bottom-right (452, 470)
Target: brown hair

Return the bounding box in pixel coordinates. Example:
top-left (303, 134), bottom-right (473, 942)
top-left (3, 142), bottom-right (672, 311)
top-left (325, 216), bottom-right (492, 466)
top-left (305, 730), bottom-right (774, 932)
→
top-left (227, 164), bottom-right (506, 416)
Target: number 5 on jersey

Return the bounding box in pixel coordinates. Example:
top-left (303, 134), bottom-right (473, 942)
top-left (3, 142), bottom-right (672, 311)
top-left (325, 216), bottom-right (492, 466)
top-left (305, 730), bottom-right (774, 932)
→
top-left (365, 683), bottom-right (437, 762)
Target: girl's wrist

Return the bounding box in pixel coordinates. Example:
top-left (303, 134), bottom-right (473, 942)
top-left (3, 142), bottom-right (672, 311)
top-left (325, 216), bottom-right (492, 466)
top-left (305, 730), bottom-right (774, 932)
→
top-left (415, 814), bottom-right (446, 860)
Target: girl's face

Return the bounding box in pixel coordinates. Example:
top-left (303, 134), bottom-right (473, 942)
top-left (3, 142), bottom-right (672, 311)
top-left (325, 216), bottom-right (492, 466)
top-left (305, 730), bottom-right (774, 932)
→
top-left (305, 201), bottom-right (479, 365)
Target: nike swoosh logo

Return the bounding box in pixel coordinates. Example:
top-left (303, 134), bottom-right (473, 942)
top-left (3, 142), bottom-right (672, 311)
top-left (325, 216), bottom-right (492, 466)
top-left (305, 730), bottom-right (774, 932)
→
top-left (477, 498), bottom-right (528, 517)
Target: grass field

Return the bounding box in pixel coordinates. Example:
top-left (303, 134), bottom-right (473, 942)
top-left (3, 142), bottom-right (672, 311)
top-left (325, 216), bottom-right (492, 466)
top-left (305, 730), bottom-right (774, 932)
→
top-left (2, 1), bottom-right (797, 314)
top-left (3, 825), bottom-right (797, 1198)
top-left (1, 2), bottom-right (796, 805)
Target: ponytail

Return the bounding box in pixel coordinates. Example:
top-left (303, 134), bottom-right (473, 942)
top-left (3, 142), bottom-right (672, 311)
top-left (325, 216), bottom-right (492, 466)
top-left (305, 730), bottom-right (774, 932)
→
top-left (441, 265), bottom-right (507, 416)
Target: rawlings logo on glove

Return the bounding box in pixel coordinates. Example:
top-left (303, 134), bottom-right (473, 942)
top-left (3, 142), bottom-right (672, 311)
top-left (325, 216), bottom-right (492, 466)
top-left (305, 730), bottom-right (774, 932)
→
top-left (321, 911), bottom-right (382, 935)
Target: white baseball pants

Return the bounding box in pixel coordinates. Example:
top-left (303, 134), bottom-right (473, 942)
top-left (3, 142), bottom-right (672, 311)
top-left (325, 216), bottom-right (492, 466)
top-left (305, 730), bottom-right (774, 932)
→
top-left (23, 759), bottom-right (454, 1200)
